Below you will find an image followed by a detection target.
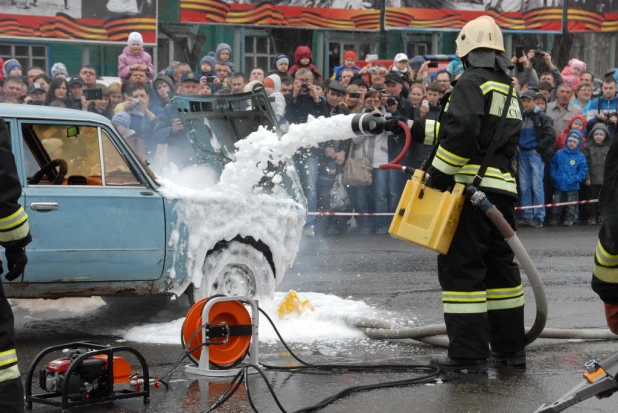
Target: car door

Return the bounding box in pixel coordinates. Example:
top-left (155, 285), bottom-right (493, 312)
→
top-left (19, 120), bottom-right (166, 282)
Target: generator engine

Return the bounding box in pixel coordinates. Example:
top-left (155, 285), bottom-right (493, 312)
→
top-left (40, 348), bottom-right (132, 401)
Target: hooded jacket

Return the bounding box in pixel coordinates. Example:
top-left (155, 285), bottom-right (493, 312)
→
top-left (288, 46), bottom-right (322, 80)
top-left (584, 123), bottom-right (611, 185)
top-left (215, 43), bottom-right (235, 72)
top-left (550, 129), bottom-right (589, 191)
top-left (555, 113), bottom-right (587, 153)
top-left (118, 47), bottom-right (154, 80)
top-left (266, 74), bottom-right (286, 122)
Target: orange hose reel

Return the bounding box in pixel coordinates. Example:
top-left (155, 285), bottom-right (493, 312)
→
top-left (182, 297), bottom-right (253, 368)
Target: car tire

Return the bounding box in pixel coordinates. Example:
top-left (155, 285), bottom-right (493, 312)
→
top-left (189, 241), bottom-right (275, 305)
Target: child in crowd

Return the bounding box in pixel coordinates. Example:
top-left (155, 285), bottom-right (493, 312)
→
top-left (264, 74), bottom-right (286, 130)
top-left (216, 43), bottom-right (235, 72)
top-left (554, 114), bottom-right (587, 152)
top-left (271, 54), bottom-right (290, 79)
top-left (390, 53), bottom-right (414, 82)
top-left (198, 55), bottom-right (217, 79)
top-left (583, 123), bottom-right (610, 224)
top-left (118, 32), bottom-right (154, 80)
top-left (548, 130), bottom-right (588, 226)
top-left (288, 46), bottom-right (322, 80)
top-left (331, 50), bottom-right (360, 81)
top-left (3, 59), bottom-right (22, 78)
top-left (561, 58), bottom-right (586, 92)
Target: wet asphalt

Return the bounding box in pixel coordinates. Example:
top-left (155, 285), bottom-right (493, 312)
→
top-left (13, 224), bottom-right (618, 413)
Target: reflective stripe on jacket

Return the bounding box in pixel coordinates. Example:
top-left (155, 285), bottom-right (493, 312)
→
top-left (427, 68), bottom-right (522, 198)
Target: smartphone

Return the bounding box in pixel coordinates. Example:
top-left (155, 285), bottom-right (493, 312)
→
top-left (422, 99), bottom-right (429, 107)
top-left (84, 88), bottom-right (103, 101)
top-left (349, 92), bottom-right (361, 98)
top-left (366, 54), bottom-right (378, 62)
top-left (205, 76), bottom-right (216, 83)
top-left (515, 46), bottom-right (524, 72)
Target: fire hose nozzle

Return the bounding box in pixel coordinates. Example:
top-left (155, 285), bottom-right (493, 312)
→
top-left (351, 113), bottom-right (386, 136)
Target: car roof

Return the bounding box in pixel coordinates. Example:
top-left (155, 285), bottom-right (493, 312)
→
top-left (0, 103), bottom-right (112, 124)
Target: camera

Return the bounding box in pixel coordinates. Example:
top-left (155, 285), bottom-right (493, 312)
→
top-left (369, 66), bottom-right (378, 74)
top-left (131, 98), bottom-right (140, 104)
top-left (349, 92), bottom-right (361, 98)
top-left (534, 46), bottom-right (546, 58)
top-left (386, 95), bottom-right (398, 107)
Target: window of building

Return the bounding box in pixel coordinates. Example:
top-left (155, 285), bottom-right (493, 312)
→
top-left (245, 35), bottom-right (275, 74)
top-left (0, 44), bottom-right (48, 72)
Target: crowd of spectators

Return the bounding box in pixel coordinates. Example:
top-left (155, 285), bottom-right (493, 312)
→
top-left (1, 35), bottom-right (616, 236)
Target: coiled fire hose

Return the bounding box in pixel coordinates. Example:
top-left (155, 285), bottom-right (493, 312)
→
top-left (348, 113), bottom-right (617, 347)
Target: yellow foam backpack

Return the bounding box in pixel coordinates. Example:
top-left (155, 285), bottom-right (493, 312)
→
top-left (389, 169), bottom-right (465, 255)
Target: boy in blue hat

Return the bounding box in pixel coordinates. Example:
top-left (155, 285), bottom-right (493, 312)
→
top-left (548, 129), bottom-right (589, 226)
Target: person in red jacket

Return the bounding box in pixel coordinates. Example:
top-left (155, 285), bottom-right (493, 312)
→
top-left (288, 46), bottom-right (322, 81)
top-left (554, 113), bottom-right (587, 153)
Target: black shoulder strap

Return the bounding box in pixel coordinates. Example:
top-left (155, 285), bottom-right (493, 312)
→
top-left (471, 81), bottom-right (514, 190)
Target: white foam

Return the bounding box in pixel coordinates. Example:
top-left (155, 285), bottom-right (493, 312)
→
top-left (123, 292), bottom-right (382, 345)
top-left (9, 297), bottom-right (106, 314)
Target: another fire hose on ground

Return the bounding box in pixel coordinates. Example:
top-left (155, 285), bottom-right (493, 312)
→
top-left (348, 113), bottom-right (617, 348)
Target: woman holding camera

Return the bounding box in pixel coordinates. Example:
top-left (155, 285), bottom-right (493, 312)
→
top-left (343, 85), bottom-right (363, 113)
top-left (86, 85), bottom-right (113, 120)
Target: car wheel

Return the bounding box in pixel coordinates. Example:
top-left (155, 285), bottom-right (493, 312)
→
top-left (190, 241), bottom-right (275, 304)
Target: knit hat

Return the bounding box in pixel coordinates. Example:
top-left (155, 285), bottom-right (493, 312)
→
top-left (112, 112), bottom-right (131, 128)
top-left (410, 55), bottom-right (425, 70)
top-left (127, 32), bottom-right (144, 46)
top-left (572, 118), bottom-right (584, 127)
top-left (3, 59), bottom-right (22, 76)
top-left (51, 62), bottom-right (68, 77)
top-left (569, 58), bottom-right (586, 72)
top-left (273, 54), bottom-right (289, 70)
top-left (200, 55), bottom-right (217, 71)
top-left (154, 73), bottom-right (174, 91)
top-left (567, 130), bottom-right (581, 143)
top-left (265, 74), bottom-right (281, 92)
top-left (216, 43), bottom-right (232, 59)
top-left (343, 50), bottom-right (357, 61)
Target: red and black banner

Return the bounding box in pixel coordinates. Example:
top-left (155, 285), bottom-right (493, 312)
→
top-left (0, 0), bottom-right (157, 44)
top-left (180, 0), bottom-right (618, 32)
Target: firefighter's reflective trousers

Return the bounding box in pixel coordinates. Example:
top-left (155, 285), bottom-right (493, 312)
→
top-left (0, 279), bottom-right (23, 413)
top-left (437, 192), bottom-right (525, 359)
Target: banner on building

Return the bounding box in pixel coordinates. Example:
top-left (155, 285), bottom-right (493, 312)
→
top-left (385, 0), bottom-right (618, 33)
top-left (180, 0), bottom-right (381, 31)
top-left (0, 0), bottom-right (157, 44)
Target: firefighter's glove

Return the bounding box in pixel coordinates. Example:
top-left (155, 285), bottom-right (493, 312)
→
top-left (605, 303), bottom-right (618, 335)
top-left (4, 247), bottom-right (28, 281)
top-left (384, 119), bottom-right (404, 135)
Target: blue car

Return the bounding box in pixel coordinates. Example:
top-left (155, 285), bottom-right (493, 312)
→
top-left (2, 91), bottom-right (305, 302)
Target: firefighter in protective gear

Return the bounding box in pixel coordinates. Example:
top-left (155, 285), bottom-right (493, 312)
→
top-left (590, 123), bottom-right (618, 333)
top-left (0, 117), bottom-right (31, 413)
top-left (426, 16), bottom-right (525, 372)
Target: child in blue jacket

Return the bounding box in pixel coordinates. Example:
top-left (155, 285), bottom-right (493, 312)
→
top-left (548, 129), bottom-right (588, 226)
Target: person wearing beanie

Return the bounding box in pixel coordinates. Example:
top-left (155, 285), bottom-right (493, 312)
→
top-left (50, 62), bottom-right (68, 79)
top-left (3, 59), bottom-right (22, 78)
top-left (330, 50), bottom-right (361, 81)
top-left (215, 43), bottom-right (235, 72)
top-left (264, 74), bottom-right (286, 127)
top-left (554, 113), bottom-right (587, 153)
top-left (198, 55), bottom-right (217, 79)
top-left (408, 55), bottom-right (428, 85)
top-left (288, 46), bottom-right (322, 80)
top-left (548, 129), bottom-right (588, 226)
top-left (271, 53), bottom-right (290, 78)
top-left (153, 74), bottom-right (174, 107)
top-left (118, 32), bottom-right (154, 80)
